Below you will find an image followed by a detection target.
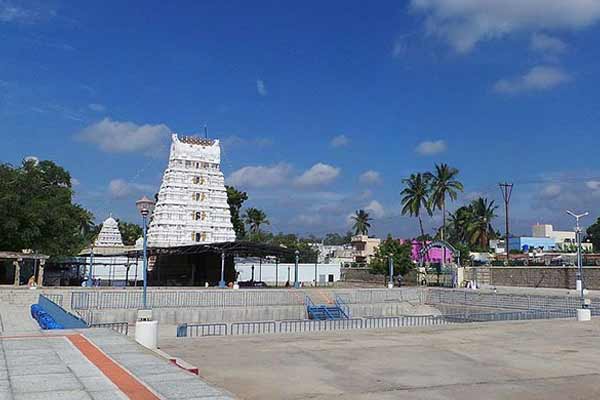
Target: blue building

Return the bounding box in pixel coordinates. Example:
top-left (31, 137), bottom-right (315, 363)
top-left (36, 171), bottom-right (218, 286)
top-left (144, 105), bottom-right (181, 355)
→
top-left (508, 237), bottom-right (557, 252)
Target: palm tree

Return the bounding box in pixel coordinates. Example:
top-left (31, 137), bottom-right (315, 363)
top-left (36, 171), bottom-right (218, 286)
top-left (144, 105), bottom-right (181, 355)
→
top-left (426, 163), bottom-right (464, 244)
top-left (400, 173), bottom-right (432, 247)
top-left (466, 197), bottom-right (498, 250)
top-left (243, 207), bottom-right (269, 236)
top-left (351, 209), bottom-right (372, 235)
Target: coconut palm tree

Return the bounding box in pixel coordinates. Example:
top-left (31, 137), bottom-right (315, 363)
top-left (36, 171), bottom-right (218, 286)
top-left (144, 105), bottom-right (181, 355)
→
top-left (426, 163), bottom-right (464, 244)
top-left (351, 209), bottom-right (372, 235)
top-left (400, 173), bottom-right (432, 247)
top-left (243, 207), bottom-right (269, 236)
top-left (466, 197), bottom-right (498, 250)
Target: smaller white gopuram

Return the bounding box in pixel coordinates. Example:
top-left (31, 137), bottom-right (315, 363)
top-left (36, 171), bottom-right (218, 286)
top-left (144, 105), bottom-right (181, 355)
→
top-left (147, 134), bottom-right (236, 247)
top-left (94, 216), bottom-right (124, 247)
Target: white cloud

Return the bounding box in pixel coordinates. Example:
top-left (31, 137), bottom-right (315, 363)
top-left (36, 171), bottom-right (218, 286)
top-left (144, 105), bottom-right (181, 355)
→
top-left (411, 0), bottom-right (600, 53)
top-left (359, 170), bottom-right (382, 185)
top-left (108, 179), bottom-right (154, 199)
top-left (0, 2), bottom-right (50, 24)
top-left (586, 180), bottom-right (600, 190)
top-left (415, 140), bottom-right (447, 156)
top-left (292, 214), bottom-right (322, 227)
top-left (77, 118), bottom-right (170, 153)
top-left (227, 163), bottom-right (292, 189)
top-left (295, 163), bottom-right (340, 187)
top-left (365, 200), bottom-right (385, 218)
top-left (493, 66), bottom-right (570, 94)
top-left (256, 79), bottom-right (267, 96)
top-left (530, 33), bottom-right (567, 55)
top-left (540, 183), bottom-right (562, 198)
top-left (88, 103), bottom-right (106, 112)
top-left (392, 39), bottom-right (406, 58)
top-left (24, 155), bottom-right (39, 165)
top-left (71, 178), bottom-right (80, 187)
top-left (330, 134), bottom-right (349, 148)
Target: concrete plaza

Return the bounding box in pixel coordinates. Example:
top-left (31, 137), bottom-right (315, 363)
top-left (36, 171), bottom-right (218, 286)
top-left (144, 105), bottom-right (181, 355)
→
top-left (161, 319), bottom-right (600, 400)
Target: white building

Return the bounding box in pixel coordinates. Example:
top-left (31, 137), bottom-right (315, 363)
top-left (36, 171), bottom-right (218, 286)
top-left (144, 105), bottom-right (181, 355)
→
top-left (532, 223), bottom-right (593, 252)
top-left (235, 259), bottom-right (341, 285)
top-left (309, 243), bottom-right (355, 266)
top-left (79, 216), bottom-right (143, 285)
top-left (93, 216), bottom-right (124, 247)
top-left (147, 134), bottom-right (236, 247)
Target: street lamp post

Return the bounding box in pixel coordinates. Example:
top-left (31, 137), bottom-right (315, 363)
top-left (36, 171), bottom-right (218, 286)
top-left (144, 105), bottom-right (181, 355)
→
top-left (294, 250), bottom-right (300, 288)
top-left (567, 210), bottom-right (591, 321)
top-left (136, 196), bottom-right (155, 309)
top-left (388, 254), bottom-right (394, 289)
top-left (314, 250), bottom-right (319, 287)
top-left (219, 251), bottom-right (226, 288)
top-left (87, 245), bottom-right (95, 287)
top-left (135, 195), bottom-right (158, 350)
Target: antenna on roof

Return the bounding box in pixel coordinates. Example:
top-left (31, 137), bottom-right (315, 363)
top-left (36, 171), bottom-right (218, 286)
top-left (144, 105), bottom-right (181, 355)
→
top-left (204, 125), bottom-right (208, 139)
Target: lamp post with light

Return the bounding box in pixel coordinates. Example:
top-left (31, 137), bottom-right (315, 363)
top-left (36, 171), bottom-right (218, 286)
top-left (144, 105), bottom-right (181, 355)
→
top-left (294, 250), bottom-right (300, 288)
top-left (567, 210), bottom-right (591, 321)
top-left (136, 196), bottom-right (155, 309)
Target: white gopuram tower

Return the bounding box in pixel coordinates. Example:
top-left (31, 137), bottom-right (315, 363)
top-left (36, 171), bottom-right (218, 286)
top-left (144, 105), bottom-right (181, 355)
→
top-left (94, 216), bottom-right (124, 247)
top-left (147, 134), bottom-right (236, 247)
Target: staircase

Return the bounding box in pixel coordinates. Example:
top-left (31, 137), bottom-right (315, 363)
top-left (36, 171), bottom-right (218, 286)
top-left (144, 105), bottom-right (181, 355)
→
top-left (305, 296), bottom-right (349, 320)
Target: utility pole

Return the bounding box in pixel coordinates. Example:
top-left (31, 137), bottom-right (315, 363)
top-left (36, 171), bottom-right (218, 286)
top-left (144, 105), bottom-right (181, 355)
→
top-left (499, 182), bottom-right (513, 264)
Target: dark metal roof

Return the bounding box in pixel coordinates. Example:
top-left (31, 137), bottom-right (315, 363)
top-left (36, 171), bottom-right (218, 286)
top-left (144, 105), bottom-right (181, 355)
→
top-left (126, 241), bottom-right (294, 258)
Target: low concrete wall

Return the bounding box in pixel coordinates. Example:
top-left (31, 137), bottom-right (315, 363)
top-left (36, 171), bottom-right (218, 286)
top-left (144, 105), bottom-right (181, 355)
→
top-left (464, 266), bottom-right (600, 290)
top-left (83, 302), bottom-right (439, 325)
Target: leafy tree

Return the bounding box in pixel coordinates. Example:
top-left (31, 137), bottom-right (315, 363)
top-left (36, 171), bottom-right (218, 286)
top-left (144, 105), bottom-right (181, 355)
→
top-left (322, 231), bottom-right (353, 245)
top-left (243, 207), bottom-right (270, 238)
top-left (226, 186), bottom-right (248, 240)
top-left (117, 220), bottom-right (142, 246)
top-left (0, 159), bottom-right (94, 257)
top-left (268, 232), bottom-right (318, 263)
top-left (351, 209), bottom-right (372, 235)
top-left (426, 163), bottom-right (463, 245)
top-left (401, 173), bottom-right (432, 248)
top-left (369, 235), bottom-right (413, 276)
top-left (586, 217), bottom-right (600, 251)
top-left (466, 197), bottom-right (498, 250)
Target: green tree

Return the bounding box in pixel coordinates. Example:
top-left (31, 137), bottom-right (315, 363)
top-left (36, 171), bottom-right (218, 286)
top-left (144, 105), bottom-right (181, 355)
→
top-left (586, 217), bottom-right (600, 251)
top-left (369, 235), bottom-right (414, 276)
top-left (117, 221), bottom-right (143, 246)
top-left (322, 231), bottom-right (353, 245)
top-left (268, 233), bottom-right (318, 263)
top-left (426, 163), bottom-right (464, 245)
top-left (226, 186), bottom-right (248, 240)
top-left (0, 159), bottom-right (94, 257)
top-left (351, 209), bottom-right (372, 235)
top-left (466, 197), bottom-right (498, 250)
top-left (401, 173), bottom-right (432, 248)
top-left (243, 207), bottom-right (270, 238)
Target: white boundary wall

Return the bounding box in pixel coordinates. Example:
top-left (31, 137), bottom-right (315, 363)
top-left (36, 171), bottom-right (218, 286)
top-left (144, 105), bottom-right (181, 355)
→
top-left (235, 262), bottom-right (341, 285)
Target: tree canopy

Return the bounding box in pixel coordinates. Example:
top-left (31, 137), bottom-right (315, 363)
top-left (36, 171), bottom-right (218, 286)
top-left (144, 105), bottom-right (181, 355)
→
top-left (586, 217), bottom-right (600, 251)
top-left (117, 220), bottom-right (142, 246)
top-left (369, 235), bottom-right (413, 276)
top-left (351, 209), bottom-right (372, 235)
top-left (226, 186), bottom-right (248, 239)
top-left (0, 159), bottom-right (94, 257)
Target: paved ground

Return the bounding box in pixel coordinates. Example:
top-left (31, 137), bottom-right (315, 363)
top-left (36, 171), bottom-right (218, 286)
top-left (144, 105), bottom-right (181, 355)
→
top-left (162, 319), bottom-right (600, 400)
top-left (0, 301), bottom-right (235, 399)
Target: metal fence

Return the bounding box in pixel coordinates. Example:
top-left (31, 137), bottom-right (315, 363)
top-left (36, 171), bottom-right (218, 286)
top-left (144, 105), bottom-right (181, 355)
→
top-left (44, 293), bottom-right (64, 307)
top-left (177, 309), bottom-right (574, 338)
top-left (70, 288), bottom-right (424, 310)
top-left (177, 323), bottom-right (228, 337)
top-left (89, 322), bottom-right (129, 335)
top-left (426, 289), bottom-right (599, 314)
top-left (230, 321), bottom-right (278, 336)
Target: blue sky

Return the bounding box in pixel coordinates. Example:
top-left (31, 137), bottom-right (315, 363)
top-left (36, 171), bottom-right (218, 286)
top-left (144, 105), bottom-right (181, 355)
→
top-left (2, 0), bottom-right (600, 237)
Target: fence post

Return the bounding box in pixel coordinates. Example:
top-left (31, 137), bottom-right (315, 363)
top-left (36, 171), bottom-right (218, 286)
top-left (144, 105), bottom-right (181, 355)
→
top-left (176, 323), bottom-right (188, 337)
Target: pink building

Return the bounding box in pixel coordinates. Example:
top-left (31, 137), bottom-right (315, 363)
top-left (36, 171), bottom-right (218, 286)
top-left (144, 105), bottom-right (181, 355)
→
top-left (399, 239), bottom-right (454, 264)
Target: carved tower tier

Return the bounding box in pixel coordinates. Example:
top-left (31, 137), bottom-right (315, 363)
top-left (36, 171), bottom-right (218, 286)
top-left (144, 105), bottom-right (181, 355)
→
top-left (147, 134), bottom-right (235, 247)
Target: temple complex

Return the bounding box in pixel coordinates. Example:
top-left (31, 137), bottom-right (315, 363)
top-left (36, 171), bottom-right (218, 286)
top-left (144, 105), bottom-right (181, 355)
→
top-left (147, 134), bottom-right (235, 247)
top-left (94, 216), bottom-right (124, 247)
